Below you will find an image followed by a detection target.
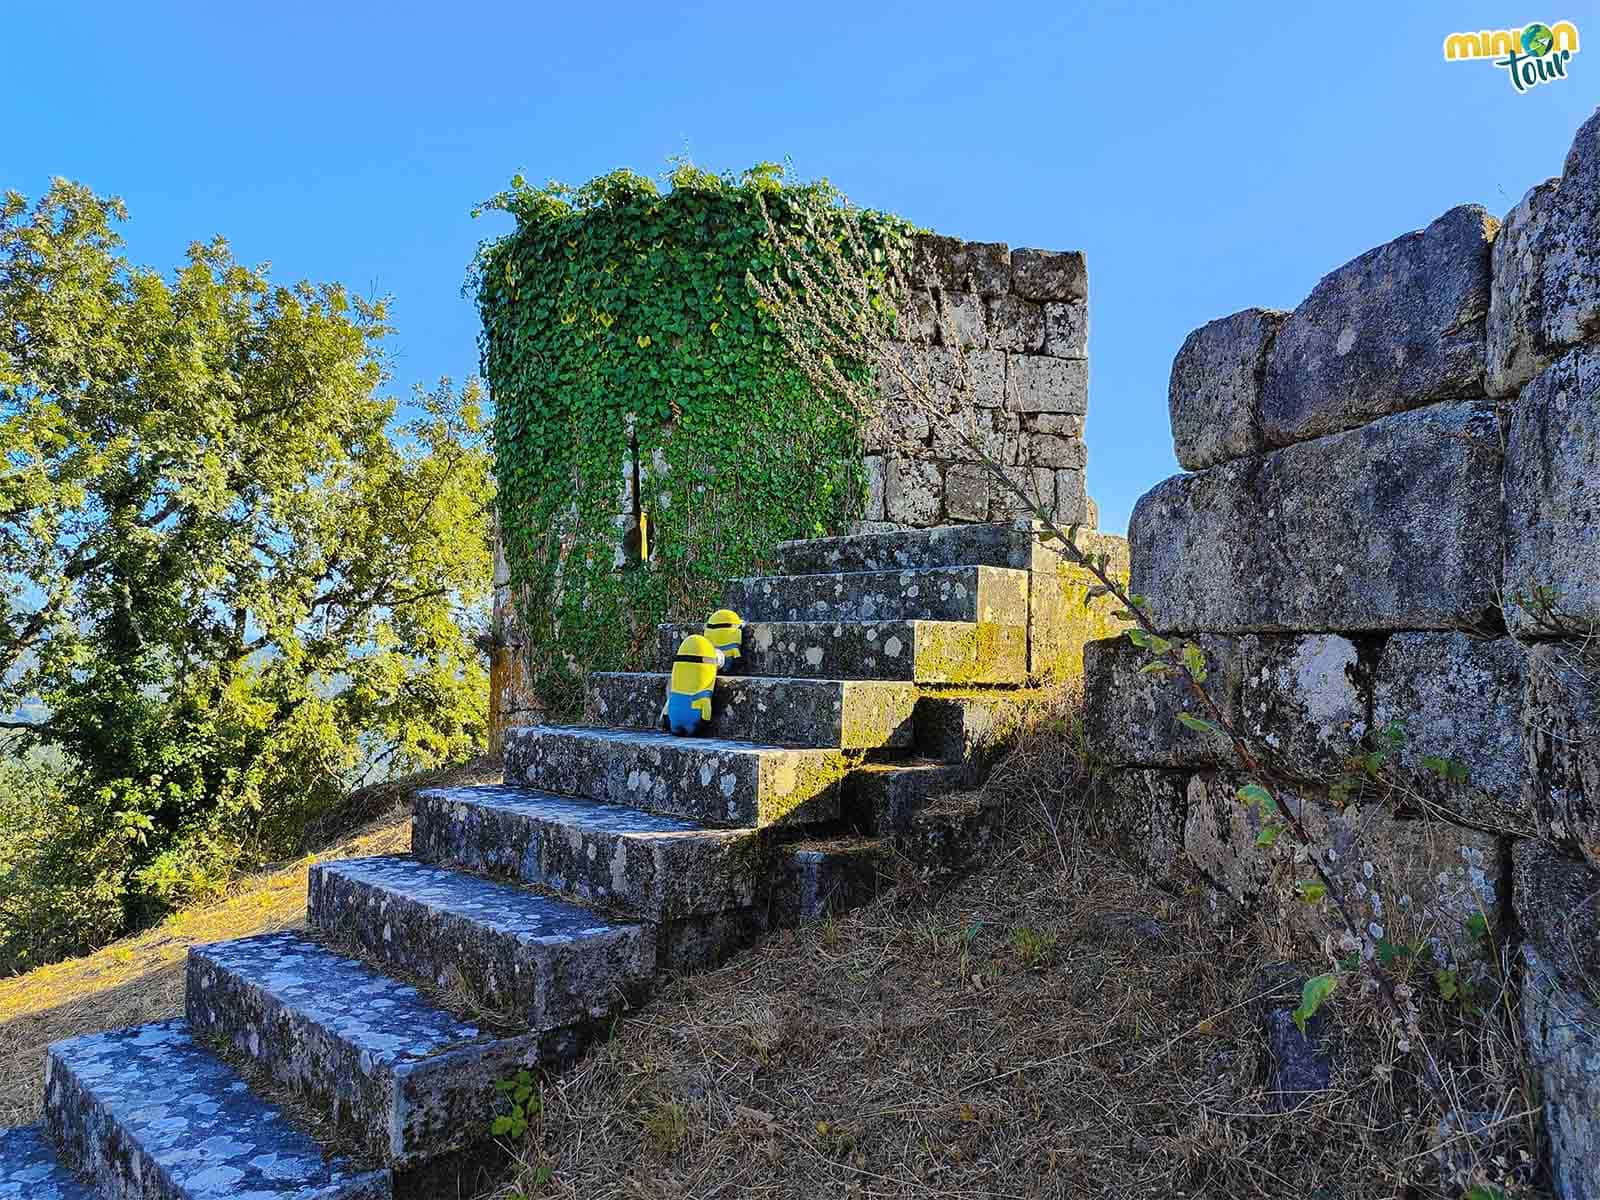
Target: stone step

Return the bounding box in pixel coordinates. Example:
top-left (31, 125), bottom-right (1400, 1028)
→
top-left (412, 785), bottom-right (761, 921)
top-left (0, 1126), bottom-right (94, 1199)
top-left (657, 620), bottom-right (1027, 685)
top-left (44, 1019), bottom-right (390, 1200)
top-left (186, 930), bottom-right (575, 1168)
top-left (843, 761), bottom-right (970, 834)
top-left (307, 856), bottom-right (653, 1032)
top-left (502, 726), bottom-right (849, 827)
top-left (725, 565), bottom-right (1028, 625)
top-left (913, 688), bottom-right (1054, 765)
top-left (772, 838), bottom-right (892, 923)
top-left (586, 673), bottom-right (917, 749)
top-left (773, 521), bottom-right (1035, 575)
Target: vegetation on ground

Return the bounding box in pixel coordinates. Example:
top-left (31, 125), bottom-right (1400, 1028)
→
top-left (494, 703), bottom-right (1545, 1198)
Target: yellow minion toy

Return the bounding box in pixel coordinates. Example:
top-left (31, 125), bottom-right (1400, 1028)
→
top-left (660, 633), bottom-right (720, 736)
top-left (704, 609), bottom-right (744, 671)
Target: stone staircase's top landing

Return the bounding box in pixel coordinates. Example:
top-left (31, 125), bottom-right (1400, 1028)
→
top-left (773, 521), bottom-right (1038, 576)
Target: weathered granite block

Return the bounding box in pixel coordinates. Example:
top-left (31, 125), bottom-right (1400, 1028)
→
top-left (863, 455), bottom-right (886, 522)
top-left (503, 725), bottom-right (847, 827)
top-left (1027, 530), bottom-right (1131, 681)
top-left (1184, 775), bottom-right (1502, 960)
top-left (0, 1126), bottom-right (95, 1200)
top-left (1053, 469), bottom-right (1088, 524)
top-left (1025, 412), bottom-right (1084, 438)
top-left (774, 521), bottom-right (1035, 575)
top-left (928, 403), bottom-right (1012, 462)
top-left (656, 619), bottom-right (1028, 686)
top-left (1521, 945), bottom-right (1600, 1200)
top-left (186, 931), bottom-right (576, 1167)
top-left (45, 1019), bottom-right (390, 1200)
top-left (1085, 634), bottom-right (1248, 769)
top-left (1505, 346), bottom-right (1600, 638)
top-left (1005, 355), bottom-right (1087, 414)
top-left (1261, 205), bottom-right (1497, 446)
top-left (938, 292), bottom-right (987, 349)
top-left (866, 379), bottom-right (932, 448)
top-left (1372, 633), bottom-right (1532, 833)
top-left (1168, 307), bottom-right (1287, 470)
top-left (1488, 108), bottom-right (1600, 397)
top-left (412, 785), bottom-right (761, 919)
top-left (894, 787), bottom-right (1004, 871)
top-left (1019, 433), bottom-right (1087, 469)
top-left (843, 761), bottom-right (968, 834)
top-left (586, 672), bottom-right (917, 750)
top-left (1127, 457), bottom-right (1256, 632)
top-left (885, 457), bottom-right (942, 525)
top-left (726, 565), bottom-right (1030, 626)
top-left (942, 463), bottom-right (990, 521)
top-left (1130, 401), bottom-right (1505, 633)
top-left (652, 907), bottom-right (771, 973)
top-left (1515, 841), bottom-right (1600, 1200)
top-left (771, 839), bottom-right (891, 922)
top-left (904, 289), bottom-right (938, 342)
top-left (884, 344), bottom-right (1006, 414)
top-left (989, 466), bottom-right (1055, 519)
top-left (1523, 642), bottom-right (1600, 868)
top-left (914, 236), bottom-right (1011, 296)
top-left (307, 856), bottom-right (653, 1030)
top-left (912, 688), bottom-right (1053, 765)
top-left (986, 296), bottom-right (1045, 352)
top-left (1515, 841), bottom-right (1600, 1007)
top-left (1085, 633), bottom-right (1367, 776)
top-left (1238, 635), bottom-right (1369, 774)
top-left (1010, 248), bottom-right (1087, 302)
top-left (1104, 768), bottom-right (1189, 888)
top-left (1042, 300), bottom-right (1087, 359)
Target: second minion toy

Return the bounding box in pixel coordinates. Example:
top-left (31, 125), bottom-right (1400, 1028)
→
top-left (704, 608), bottom-right (744, 671)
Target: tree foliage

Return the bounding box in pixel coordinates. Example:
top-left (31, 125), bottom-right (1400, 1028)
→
top-left (473, 163), bottom-right (913, 716)
top-left (0, 181), bottom-right (493, 969)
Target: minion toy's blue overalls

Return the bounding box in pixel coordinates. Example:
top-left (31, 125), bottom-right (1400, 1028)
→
top-left (660, 633), bottom-right (720, 736)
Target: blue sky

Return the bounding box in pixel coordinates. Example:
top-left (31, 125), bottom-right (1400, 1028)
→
top-left (8, 1), bottom-right (1594, 533)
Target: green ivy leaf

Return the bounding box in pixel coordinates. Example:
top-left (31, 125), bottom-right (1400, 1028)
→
top-left (1293, 974), bottom-right (1338, 1034)
top-left (1235, 784), bottom-right (1273, 812)
top-left (1177, 713), bottom-right (1225, 740)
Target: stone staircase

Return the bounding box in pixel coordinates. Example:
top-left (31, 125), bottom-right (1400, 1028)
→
top-left (1, 520), bottom-right (1103, 1200)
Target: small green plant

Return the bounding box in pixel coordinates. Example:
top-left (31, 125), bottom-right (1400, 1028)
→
top-left (1010, 925), bottom-right (1058, 969)
top-left (491, 1069), bottom-right (543, 1140)
top-left (813, 1118), bottom-right (857, 1158)
top-left (503, 1162), bottom-right (555, 1200)
top-left (641, 1098), bottom-right (689, 1153)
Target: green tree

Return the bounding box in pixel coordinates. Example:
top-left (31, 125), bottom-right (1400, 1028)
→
top-left (0, 181), bottom-right (493, 969)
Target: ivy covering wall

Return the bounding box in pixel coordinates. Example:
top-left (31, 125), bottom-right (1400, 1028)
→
top-left (474, 164), bottom-right (910, 715)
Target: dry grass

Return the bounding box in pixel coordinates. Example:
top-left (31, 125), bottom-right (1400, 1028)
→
top-left (0, 754), bottom-right (501, 1127)
top-left (493, 714), bottom-right (1547, 1200)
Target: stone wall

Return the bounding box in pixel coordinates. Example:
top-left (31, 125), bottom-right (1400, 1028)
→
top-left (862, 235), bottom-right (1091, 529)
top-left (490, 231), bottom-right (1101, 744)
top-left (1085, 106), bottom-right (1600, 1194)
